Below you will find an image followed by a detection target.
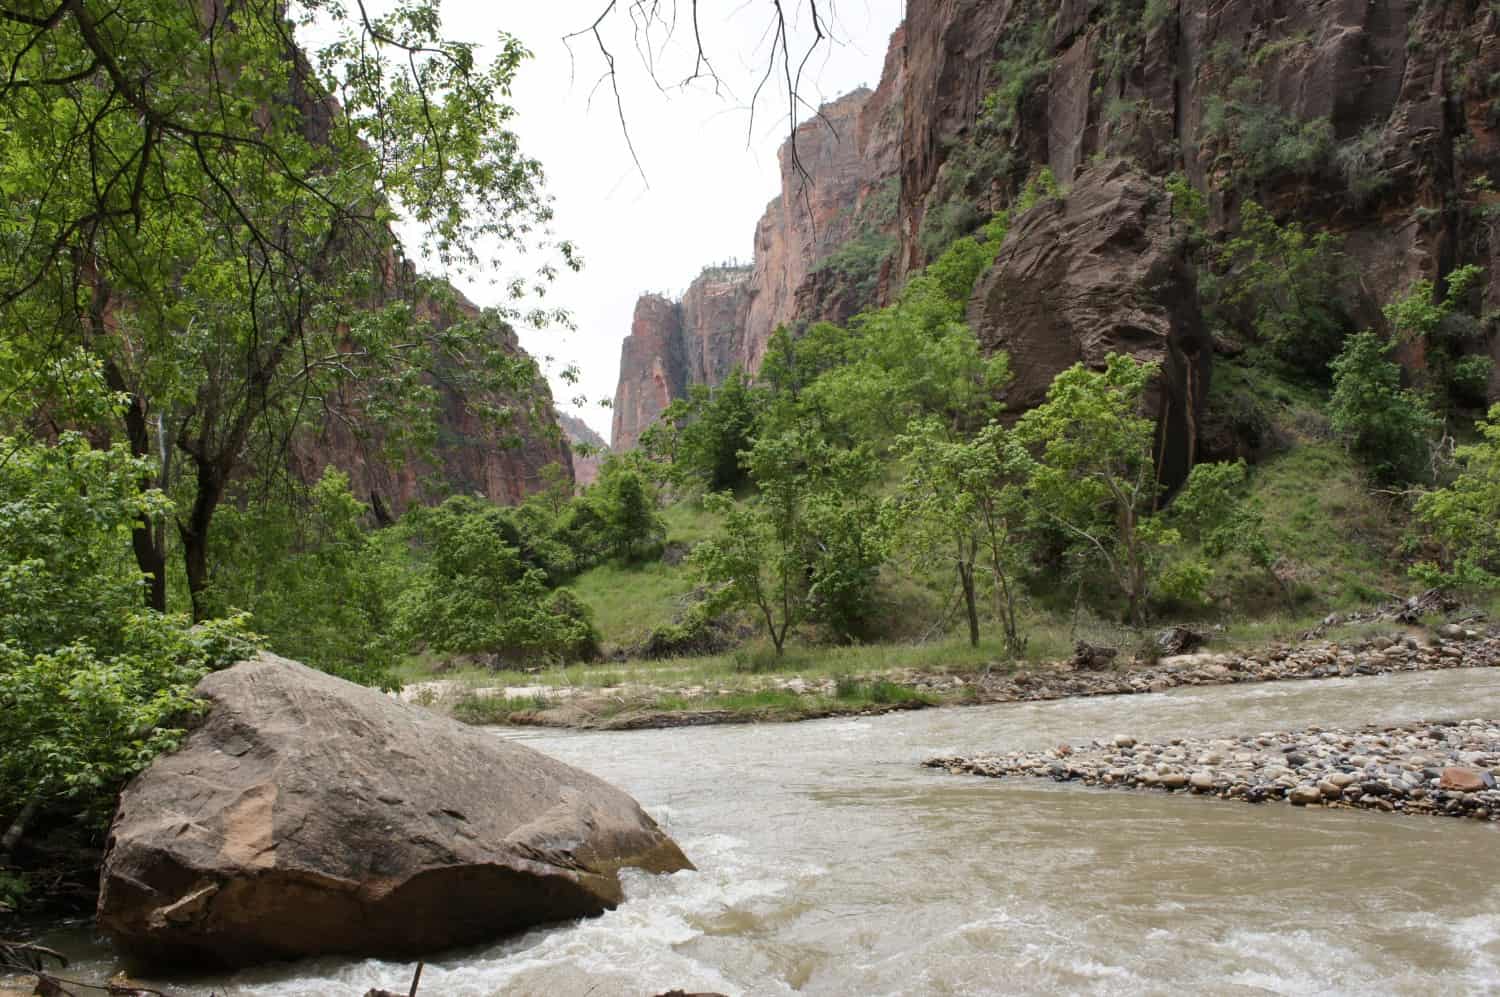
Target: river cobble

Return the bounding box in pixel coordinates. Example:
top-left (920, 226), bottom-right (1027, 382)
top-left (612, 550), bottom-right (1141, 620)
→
top-left (926, 717), bottom-right (1500, 821)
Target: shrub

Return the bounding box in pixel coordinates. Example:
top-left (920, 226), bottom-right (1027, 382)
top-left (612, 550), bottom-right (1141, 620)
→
top-left (1328, 332), bottom-right (1439, 484)
top-left (1412, 404), bottom-right (1500, 591)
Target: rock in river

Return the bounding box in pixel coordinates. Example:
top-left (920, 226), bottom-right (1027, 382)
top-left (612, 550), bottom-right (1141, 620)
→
top-left (97, 653), bottom-right (692, 970)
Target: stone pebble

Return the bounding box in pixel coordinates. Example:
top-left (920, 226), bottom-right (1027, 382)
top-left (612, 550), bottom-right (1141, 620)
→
top-left (925, 716), bottom-right (1500, 822)
top-left (907, 630), bottom-right (1500, 706)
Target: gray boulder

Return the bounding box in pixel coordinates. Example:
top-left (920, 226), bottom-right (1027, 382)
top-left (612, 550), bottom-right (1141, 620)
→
top-left (97, 653), bottom-right (691, 970)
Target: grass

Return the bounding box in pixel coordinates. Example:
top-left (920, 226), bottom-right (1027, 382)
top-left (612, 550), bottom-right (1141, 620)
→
top-left (569, 498), bottom-right (724, 647)
top-left (1249, 440), bottom-right (1406, 608)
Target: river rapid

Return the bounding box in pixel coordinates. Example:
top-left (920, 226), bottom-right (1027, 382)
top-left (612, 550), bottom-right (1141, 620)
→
top-left (55, 667), bottom-right (1500, 995)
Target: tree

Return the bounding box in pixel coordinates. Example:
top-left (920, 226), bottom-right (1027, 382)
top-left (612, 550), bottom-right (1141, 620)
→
top-left (887, 418), bottom-right (1031, 653)
top-left (1413, 404), bottom-right (1500, 592)
top-left (1208, 201), bottom-right (1350, 374)
top-left (672, 369), bottom-right (762, 491)
top-left (1382, 264), bottom-right (1491, 408)
top-left (1014, 355), bottom-right (1178, 625)
top-left (1, 0), bottom-right (571, 619)
top-left (692, 430), bottom-right (879, 654)
top-left (204, 468), bottom-right (399, 688)
top-left (1329, 331), bottom-right (1439, 484)
top-left (588, 460), bottom-right (664, 562)
top-left (0, 429), bottom-right (253, 867)
top-left (397, 498), bottom-right (598, 663)
top-left (1170, 459), bottom-right (1289, 607)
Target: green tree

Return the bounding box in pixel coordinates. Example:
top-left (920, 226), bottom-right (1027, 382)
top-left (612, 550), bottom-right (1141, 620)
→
top-left (0, 430), bottom-right (253, 864)
top-left (1209, 201), bottom-right (1350, 373)
top-left (1329, 331), bottom-right (1439, 484)
top-left (1170, 459), bottom-right (1289, 607)
top-left (1383, 264), bottom-right (1490, 407)
top-left (205, 468), bottom-right (399, 688)
top-left (588, 460), bottom-right (665, 562)
top-left (887, 418), bottom-right (1031, 653)
top-left (693, 431), bottom-right (879, 654)
top-left (1014, 355), bottom-right (1179, 625)
top-left (1413, 404), bottom-right (1500, 591)
top-left (397, 497), bottom-right (597, 663)
top-left (672, 369), bottom-right (762, 491)
top-left (0, 0), bottom-right (570, 619)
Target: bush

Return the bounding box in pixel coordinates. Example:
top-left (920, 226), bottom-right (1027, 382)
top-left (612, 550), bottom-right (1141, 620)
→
top-left (397, 497), bottom-right (599, 663)
top-left (1413, 404), bottom-right (1500, 591)
top-left (0, 434), bottom-right (257, 848)
top-left (1328, 332), bottom-right (1439, 484)
top-left (1210, 201), bottom-right (1351, 374)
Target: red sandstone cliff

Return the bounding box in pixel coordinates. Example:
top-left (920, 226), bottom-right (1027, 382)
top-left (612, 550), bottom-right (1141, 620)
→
top-left (612, 0), bottom-right (1499, 452)
top-left (611, 30), bottom-right (908, 449)
top-left (559, 412), bottom-right (608, 490)
top-left (295, 283), bottom-right (573, 518)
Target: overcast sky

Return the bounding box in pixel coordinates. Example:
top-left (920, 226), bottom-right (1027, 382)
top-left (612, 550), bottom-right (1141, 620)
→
top-left (415, 1), bottom-right (905, 439)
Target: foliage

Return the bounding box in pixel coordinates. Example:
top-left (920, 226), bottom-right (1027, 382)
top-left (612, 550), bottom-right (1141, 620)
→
top-left (396, 497), bottom-right (598, 663)
top-left (585, 461), bottom-right (666, 562)
top-left (0, 433), bottom-right (255, 842)
top-left (1013, 355), bottom-right (1180, 624)
top-left (886, 418), bottom-right (1030, 653)
top-left (692, 432), bottom-right (881, 654)
top-left (1208, 201), bottom-right (1351, 373)
top-left (657, 369), bottom-right (763, 491)
top-left (1202, 76), bottom-right (1335, 183)
top-left (205, 469), bottom-right (400, 689)
top-left (779, 214), bottom-right (1013, 447)
top-left (1382, 264), bottom-right (1491, 407)
top-left (1413, 405), bottom-right (1500, 591)
top-left (0, 0), bottom-right (569, 621)
top-left (1171, 459), bottom-right (1289, 606)
top-left (1329, 332), bottom-right (1440, 484)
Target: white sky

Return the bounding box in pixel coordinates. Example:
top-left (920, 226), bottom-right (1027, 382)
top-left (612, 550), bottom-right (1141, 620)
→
top-left (425, 1), bottom-right (906, 439)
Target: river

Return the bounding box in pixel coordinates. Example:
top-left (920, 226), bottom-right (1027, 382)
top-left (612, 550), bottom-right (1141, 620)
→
top-left (49, 667), bottom-right (1500, 995)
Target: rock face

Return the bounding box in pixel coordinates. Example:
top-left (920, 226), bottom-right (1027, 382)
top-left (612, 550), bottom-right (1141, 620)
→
top-left (899, 0), bottom-right (1500, 389)
top-left (970, 159), bottom-right (1210, 488)
top-left (610, 33), bottom-right (907, 450)
top-left (559, 412), bottom-right (608, 490)
top-left (295, 284), bottom-right (574, 517)
top-left (613, 0), bottom-right (1500, 455)
top-left (97, 654), bottom-right (691, 970)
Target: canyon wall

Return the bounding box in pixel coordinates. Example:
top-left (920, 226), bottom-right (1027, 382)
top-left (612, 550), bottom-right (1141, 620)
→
top-left (612, 0), bottom-right (1500, 452)
top-left (559, 412), bottom-right (608, 490)
top-left (294, 284), bottom-right (573, 519)
top-left (611, 31), bottom-right (908, 449)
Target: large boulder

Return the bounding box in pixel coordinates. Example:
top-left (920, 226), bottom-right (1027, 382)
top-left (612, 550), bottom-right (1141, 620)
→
top-left (97, 653), bottom-right (691, 970)
top-left (968, 159), bottom-right (1211, 491)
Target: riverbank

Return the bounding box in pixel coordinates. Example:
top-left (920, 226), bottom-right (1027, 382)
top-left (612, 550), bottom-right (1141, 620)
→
top-left (408, 625), bottom-right (1500, 730)
top-left (926, 717), bottom-right (1500, 822)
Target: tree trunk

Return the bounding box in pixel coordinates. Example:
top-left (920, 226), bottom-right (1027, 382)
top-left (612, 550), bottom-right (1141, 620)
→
top-left (178, 457), bottom-right (228, 623)
top-left (958, 560), bottom-right (979, 648)
top-left (0, 795), bottom-right (38, 866)
top-left (102, 359), bottom-right (169, 611)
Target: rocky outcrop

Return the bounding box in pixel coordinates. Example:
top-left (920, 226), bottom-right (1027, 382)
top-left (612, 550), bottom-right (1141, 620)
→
top-left (559, 412), bottom-right (608, 489)
top-left (612, 293), bottom-right (689, 452)
top-left (969, 159), bottom-right (1210, 488)
top-left (900, 0), bottom-right (1500, 394)
top-left (614, 0), bottom-right (1499, 452)
top-left (97, 653), bottom-right (691, 970)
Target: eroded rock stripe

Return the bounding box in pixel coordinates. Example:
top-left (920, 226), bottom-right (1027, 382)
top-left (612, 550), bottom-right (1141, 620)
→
top-left (926, 718), bottom-right (1500, 822)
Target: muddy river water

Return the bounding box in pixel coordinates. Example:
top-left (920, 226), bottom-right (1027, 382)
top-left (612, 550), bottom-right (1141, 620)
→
top-left (53, 666), bottom-right (1500, 995)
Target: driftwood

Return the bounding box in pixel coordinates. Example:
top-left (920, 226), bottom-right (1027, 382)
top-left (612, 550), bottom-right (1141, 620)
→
top-left (363, 961), bottom-right (422, 997)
